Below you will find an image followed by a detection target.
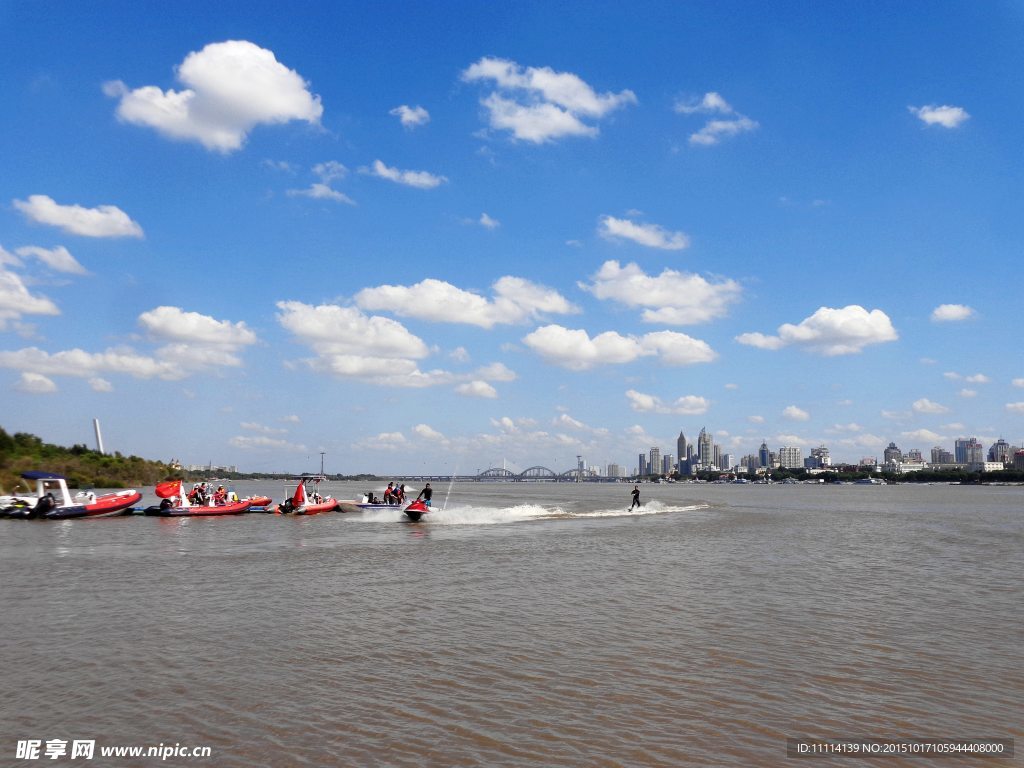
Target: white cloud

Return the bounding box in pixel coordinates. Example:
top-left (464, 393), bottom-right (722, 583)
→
top-left (361, 159), bottom-right (446, 189)
top-left (13, 195), bottom-right (143, 238)
top-left (413, 424), bottom-right (446, 441)
top-left (690, 116), bottom-right (759, 146)
top-left (228, 435), bottom-right (308, 452)
top-left (479, 212), bottom-right (500, 229)
top-left (1013, 378), bottom-right (1024, 388)
top-left (597, 215), bottom-right (689, 250)
top-left (830, 422), bottom-right (862, 433)
top-left (473, 362), bottom-right (517, 381)
top-left (455, 380), bottom-right (498, 398)
top-left (912, 398), bottom-right (950, 414)
top-left (461, 56), bottom-right (636, 143)
top-left (14, 371), bottom-right (57, 394)
top-left (522, 324), bottom-right (716, 370)
top-left (277, 300), bottom-right (428, 359)
top-left (931, 303), bottom-right (975, 322)
top-left (958, 389), bottom-right (977, 398)
top-left (240, 422), bottom-right (288, 435)
top-left (104, 40), bottom-right (323, 152)
top-left (491, 416), bottom-right (519, 434)
top-left (748, 415), bottom-right (765, 424)
top-left (736, 305), bottom-right (898, 355)
top-left (626, 389), bottom-right (710, 415)
top-left (89, 377), bottom-right (113, 392)
top-left (674, 91), bottom-right (733, 115)
top-left (138, 306), bottom-right (257, 348)
top-left (356, 276), bottom-right (577, 328)
top-left (581, 260), bottom-right (741, 325)
top-left (0, 267), bottom-right (60, 329)
top-left (1006, 402), bottom-right (1024, 414)
top-left (675, 92), bottom-right (758, 146)
top-left (277, 300), bottom-right (472, 388)
top-left (909, 104), bottom-right (970, 128)
top-left (782, 405), bottom-right (810, 421)
top-left (965, 373), bottom-right (990, 384)
top-left (390, 104), bottom-right (430, 128)
top-left (287, 161), bottom-right (354, 204)
top-left (0, 347), bottom-right (182, 381)
top-left (15, 246), bottom-right (87, 275)
top-left (901, 429), bottom-right (945, 443)
top-left (286, 183), bottom-right (355, 204)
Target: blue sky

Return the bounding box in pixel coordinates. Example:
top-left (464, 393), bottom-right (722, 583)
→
top-left (2, 1), bottom-right (1022, 474)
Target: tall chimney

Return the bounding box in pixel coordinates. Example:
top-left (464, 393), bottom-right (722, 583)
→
top-left (93, 418), bottom-right (105, 455)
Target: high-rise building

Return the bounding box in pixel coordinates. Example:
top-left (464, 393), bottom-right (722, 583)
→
top-left (931, 446), bottom-right (954, 464)
top-left (649, 447), bottom-right (661, 476)
top-left (955, 437), bottom-right (984, 464)
top-left (638, 453), bottom-right (647, 477)
top-left (698, 428), bottom-right (713, 469)
top-left (758, 441), bottom-right (771, 469)
top-left (906, 448), bottom-right (923, 462)
top-left (720, 453), bottom-right (733, 471)
top-left (809, 445), bottom-right (831, 467)
top-left (988, 439), bottom-right (1012, 463)
top-left (883, 442), bottom-right (902, 463)
top-left (662, 453), bottom-right (674, 475)
top-left (779, 446), bottom-right (803, 469)
top-left (677, 432), bottom-right (687, 467)
top-left (607, 463), bottom-right (622, 478)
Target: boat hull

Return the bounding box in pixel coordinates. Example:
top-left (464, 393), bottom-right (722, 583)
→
top-left (336, 501), bottom-right (410, 514)
top-left (4, 489), bottom-right (141, 519)
top-left (276, 499), bottom-right (337, 515)
top-left (160, 500), bottom-right (252, 516)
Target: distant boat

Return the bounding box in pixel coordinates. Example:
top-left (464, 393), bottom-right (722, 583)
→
top-left (276, 474), bottom-right (337, 515)
top-left (855, 477), bottom-right (885, 485)
top-left (145, 479), bottom-right (251, 516)
top-left (0, 471), bottom-right (141, 519)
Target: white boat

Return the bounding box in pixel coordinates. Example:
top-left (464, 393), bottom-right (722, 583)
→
top-left (1, 471), bottom-right (141, 519)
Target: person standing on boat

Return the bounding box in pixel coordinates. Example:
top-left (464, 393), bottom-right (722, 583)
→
top-left (384, 482), bottom-right (394, 505)
top-left (416, 483), bottom-right (433, 507)
top-left (630, 484), bottom-right (641, 510)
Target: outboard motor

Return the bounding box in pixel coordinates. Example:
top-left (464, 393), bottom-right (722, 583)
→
top-left (31, 493), bottom-right (57, 519)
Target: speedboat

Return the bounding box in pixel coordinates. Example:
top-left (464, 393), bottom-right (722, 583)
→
top-left (0, 471), bottom-right (141, 519)
top-left (336, 492), bottom-right (411, 514)
top-left (276, 475), bottom-right (337, 515)
top-left (145, 479), bottom-right (251, 516)
top-left (336, 493), bottom-right (428, 522)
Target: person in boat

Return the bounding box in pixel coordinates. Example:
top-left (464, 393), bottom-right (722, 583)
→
top-left (384, 482), bottom-right (395, 505)
top-left (213, 485), bottom-right (227, 506)
top-left (188, 484), bottom-right (202, 505)
top-left (415, 483), bottom-right (433, 507)
top-left (630, 485), bottom-right (641, 510)
top-left (395, 484), bottom-right (406, 504)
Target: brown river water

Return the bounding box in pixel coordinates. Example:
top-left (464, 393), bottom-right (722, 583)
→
top-left (1, 481), bottom-right (1020, 766)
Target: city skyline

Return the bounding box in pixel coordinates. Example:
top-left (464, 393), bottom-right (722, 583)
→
top-left (2, 2), bottom-right (1023, 474)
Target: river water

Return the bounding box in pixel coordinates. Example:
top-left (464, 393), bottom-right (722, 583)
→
top-left (1, 481), bottom-right (1020, 766)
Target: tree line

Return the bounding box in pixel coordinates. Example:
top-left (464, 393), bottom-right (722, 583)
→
top-left (0, 428), bottom-right (176, 492)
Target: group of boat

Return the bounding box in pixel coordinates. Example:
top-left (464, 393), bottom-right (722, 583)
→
top-left (0, 472), bottom-right (430, 522)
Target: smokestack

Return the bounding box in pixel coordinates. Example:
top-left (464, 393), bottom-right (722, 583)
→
top-left (93, 418), bottom-right (105, 455)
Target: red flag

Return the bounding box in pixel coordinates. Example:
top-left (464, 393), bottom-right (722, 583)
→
top-left (155, 480), bottom-right (182, 499)
top-left (291, 481), bottom-right (307, 506)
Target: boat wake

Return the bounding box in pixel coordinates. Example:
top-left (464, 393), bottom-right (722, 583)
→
top-left (353, 500), bottom-right (711, 525)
